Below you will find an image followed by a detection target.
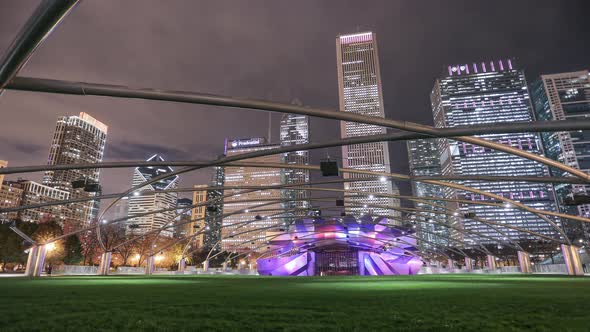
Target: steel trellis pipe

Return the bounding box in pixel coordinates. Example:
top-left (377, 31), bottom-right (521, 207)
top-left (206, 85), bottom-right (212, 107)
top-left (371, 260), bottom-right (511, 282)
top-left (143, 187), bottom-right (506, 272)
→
top-left (0, 1), bottom-right (80, 90)
top-left (5, 76), bottom-right (590, 182)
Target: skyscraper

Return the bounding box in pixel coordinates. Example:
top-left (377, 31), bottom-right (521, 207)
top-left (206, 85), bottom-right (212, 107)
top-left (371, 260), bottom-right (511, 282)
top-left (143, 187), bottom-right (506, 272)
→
top-left (431, 59), bottom-right (559, 243)
top-left (175, 197), bottom-right (194, 239)
top-left (280, 99), bottom-right (310, 223)
top-left (127, 154), bottom-right (178, 238)
top-left (406, 139), bottom-right (452, 249)
top-left (43, 112), bottom-right (108, 224)
top-left (203, 165), bottom-right (224, 250)
top-left (0, 179), bottom-right (23, 221)
top-left (18, 180), bottom-right (72, 223)
top-left (0, 160), bottom-right (7, 186)
top-left (222, 137), bottom-right (282, 253)
top-left (191, 185), bottom-right (207, 246)
top-left (336, 32), bottom-right (399, 217)
top-left (531, 70), bottom-right (590, 239)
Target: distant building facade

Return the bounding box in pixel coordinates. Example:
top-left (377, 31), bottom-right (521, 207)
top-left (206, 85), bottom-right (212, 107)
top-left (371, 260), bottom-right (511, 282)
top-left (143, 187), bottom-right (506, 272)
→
top-left (127, 154), bottom-right (178, 238)
top-left (221, 137), bottom-right (282, 253)
top-left (43, 112), bottom-right (108, 224)
top-left (280, 99), bottom-right (311, 223)
top-left (531, 70), bottom-right (590, 239)
top-left (406, 139), bottom-right (452, 249)
top-left (0, 180), bottom-right (24, 221)
top-left (431, 59), bottom-right (559, 243)
top-left (175, 197), bottom-right (194, 239)
top-left (191, 185), bottom-right (207, 246)
top-left (203, 166), bottom-right (224, 250)
top-left (18, 180), bottom-right (72, 224)
top-left (336, 32), bottom-right (399, 217)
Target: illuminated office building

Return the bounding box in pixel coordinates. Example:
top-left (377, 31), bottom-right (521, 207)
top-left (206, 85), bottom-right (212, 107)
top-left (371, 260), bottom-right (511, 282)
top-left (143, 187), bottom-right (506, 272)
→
top-left (203, 166), bottom-right (225, 250)
top-left (432, 59), bottom-right (559, 243)
top-left (127, 154), bottom-right (178, 238)
top-left (280, 99), bottom-right (311, 223)
top-left (175, 197), bottom-right (194, 239)
top-left (191, 186), bottom-right (207, 246)
top-left (18, 180), bottom-right (72, 223)
top-left (531, 70), bottom-right (590, 239)
top-left (43, 112), bottom-right (108, 224)
top-left (0, 180), bottom-right (24, 221)
top-left (407, 139), bottom-right (452, 248)
top-left (336, 32), bottom-right (399, 217)
top-left (221, 137), bottom-right (282, 253)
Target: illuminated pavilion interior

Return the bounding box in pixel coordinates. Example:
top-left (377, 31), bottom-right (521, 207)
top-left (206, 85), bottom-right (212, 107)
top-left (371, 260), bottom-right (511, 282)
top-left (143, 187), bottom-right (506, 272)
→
top-left (257, 216), bottom-right (423, 276)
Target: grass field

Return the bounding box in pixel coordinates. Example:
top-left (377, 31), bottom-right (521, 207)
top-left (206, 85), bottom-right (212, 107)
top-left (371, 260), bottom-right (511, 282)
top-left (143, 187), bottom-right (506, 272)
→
top-left (0, 274), bottom-right (589, 331)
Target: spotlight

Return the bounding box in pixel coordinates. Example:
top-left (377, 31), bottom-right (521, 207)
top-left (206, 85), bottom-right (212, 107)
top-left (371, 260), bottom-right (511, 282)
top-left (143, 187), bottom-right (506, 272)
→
top-left (45, 243), bottom-right (55, 251)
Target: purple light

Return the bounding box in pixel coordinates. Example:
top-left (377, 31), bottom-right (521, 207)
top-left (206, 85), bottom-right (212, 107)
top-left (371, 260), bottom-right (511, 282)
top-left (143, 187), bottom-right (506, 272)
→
top-left (257, 216), bottom-right (421, 277)
top-left (508, 59), bottom-right (513, 70)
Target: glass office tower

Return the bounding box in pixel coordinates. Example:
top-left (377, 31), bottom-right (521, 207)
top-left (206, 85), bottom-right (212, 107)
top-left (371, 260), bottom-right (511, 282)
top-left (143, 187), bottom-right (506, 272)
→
top-left (531, 70), bottom-right (590, 240)
top-left (407, 139), bottom-right (452, 249)
top-left (280, 99), bottom-right (311, 223)
top-left (431, 60), bottom-right (559, 244)
top-left (204, 165), bottom-right (225, 250)
top-left (43, 112), bottom-right (108, 224)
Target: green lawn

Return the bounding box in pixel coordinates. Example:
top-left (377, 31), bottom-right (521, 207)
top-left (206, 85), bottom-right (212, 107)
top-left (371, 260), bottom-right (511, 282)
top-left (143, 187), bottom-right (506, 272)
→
top-left (0, 274), bottom-right (589, 331)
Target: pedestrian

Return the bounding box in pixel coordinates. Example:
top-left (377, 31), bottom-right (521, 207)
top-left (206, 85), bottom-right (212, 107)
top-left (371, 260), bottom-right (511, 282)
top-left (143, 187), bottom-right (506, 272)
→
top-left (47, 265), bottom-right (53, 276)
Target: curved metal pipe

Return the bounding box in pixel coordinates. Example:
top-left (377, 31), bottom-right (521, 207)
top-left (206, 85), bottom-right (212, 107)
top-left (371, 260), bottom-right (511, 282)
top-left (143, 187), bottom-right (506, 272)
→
top-left (34, 162), bottom-right (578, 247)
top-left (5, 76), bottom-right (590, 182)
top-left (0, 1), bottom-right (80, 90)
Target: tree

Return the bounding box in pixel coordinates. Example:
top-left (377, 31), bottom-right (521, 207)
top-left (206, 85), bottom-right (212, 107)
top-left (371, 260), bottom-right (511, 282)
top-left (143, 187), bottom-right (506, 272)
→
top-left (0, 220), bottom-right (37, 270)
top-left (79, 227), bottom-right (100, 265)
top-left (114, 239), bottom-right (135, 266)
top-left (32, 219), bottom-right (64, 265)
top-left (135, 234), bottom-right (158, 266)
top-left (63, 235), bottom-right (83, 265)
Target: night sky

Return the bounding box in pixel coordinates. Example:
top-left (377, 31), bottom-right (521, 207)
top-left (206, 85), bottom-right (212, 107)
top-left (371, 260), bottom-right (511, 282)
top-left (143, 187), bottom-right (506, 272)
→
top-left (1, 0), bottom-right (589, 201)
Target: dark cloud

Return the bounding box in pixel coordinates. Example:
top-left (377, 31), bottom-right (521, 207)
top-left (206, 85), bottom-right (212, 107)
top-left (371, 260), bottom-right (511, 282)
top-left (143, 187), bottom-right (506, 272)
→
top-left (1, 0), bottom-right (589, 201)
top-left (105, 142), bottom-right (189, 161)
top-left (0, 136), bottom-right (45, 155)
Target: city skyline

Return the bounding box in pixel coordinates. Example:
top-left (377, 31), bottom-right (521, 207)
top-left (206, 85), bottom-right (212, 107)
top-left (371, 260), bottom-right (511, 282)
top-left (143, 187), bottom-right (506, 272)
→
top-left (1, 1), bottom-right (588, 200)
top-left (2, 2), bottom-right (590, 330)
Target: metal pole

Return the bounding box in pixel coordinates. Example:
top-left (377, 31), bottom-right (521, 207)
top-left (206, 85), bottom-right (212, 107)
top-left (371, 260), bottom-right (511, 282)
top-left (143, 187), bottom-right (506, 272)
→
top-left (0, 1), bottom-right (80, 90)
top-left (5, 76), bottom-right (590, 182)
